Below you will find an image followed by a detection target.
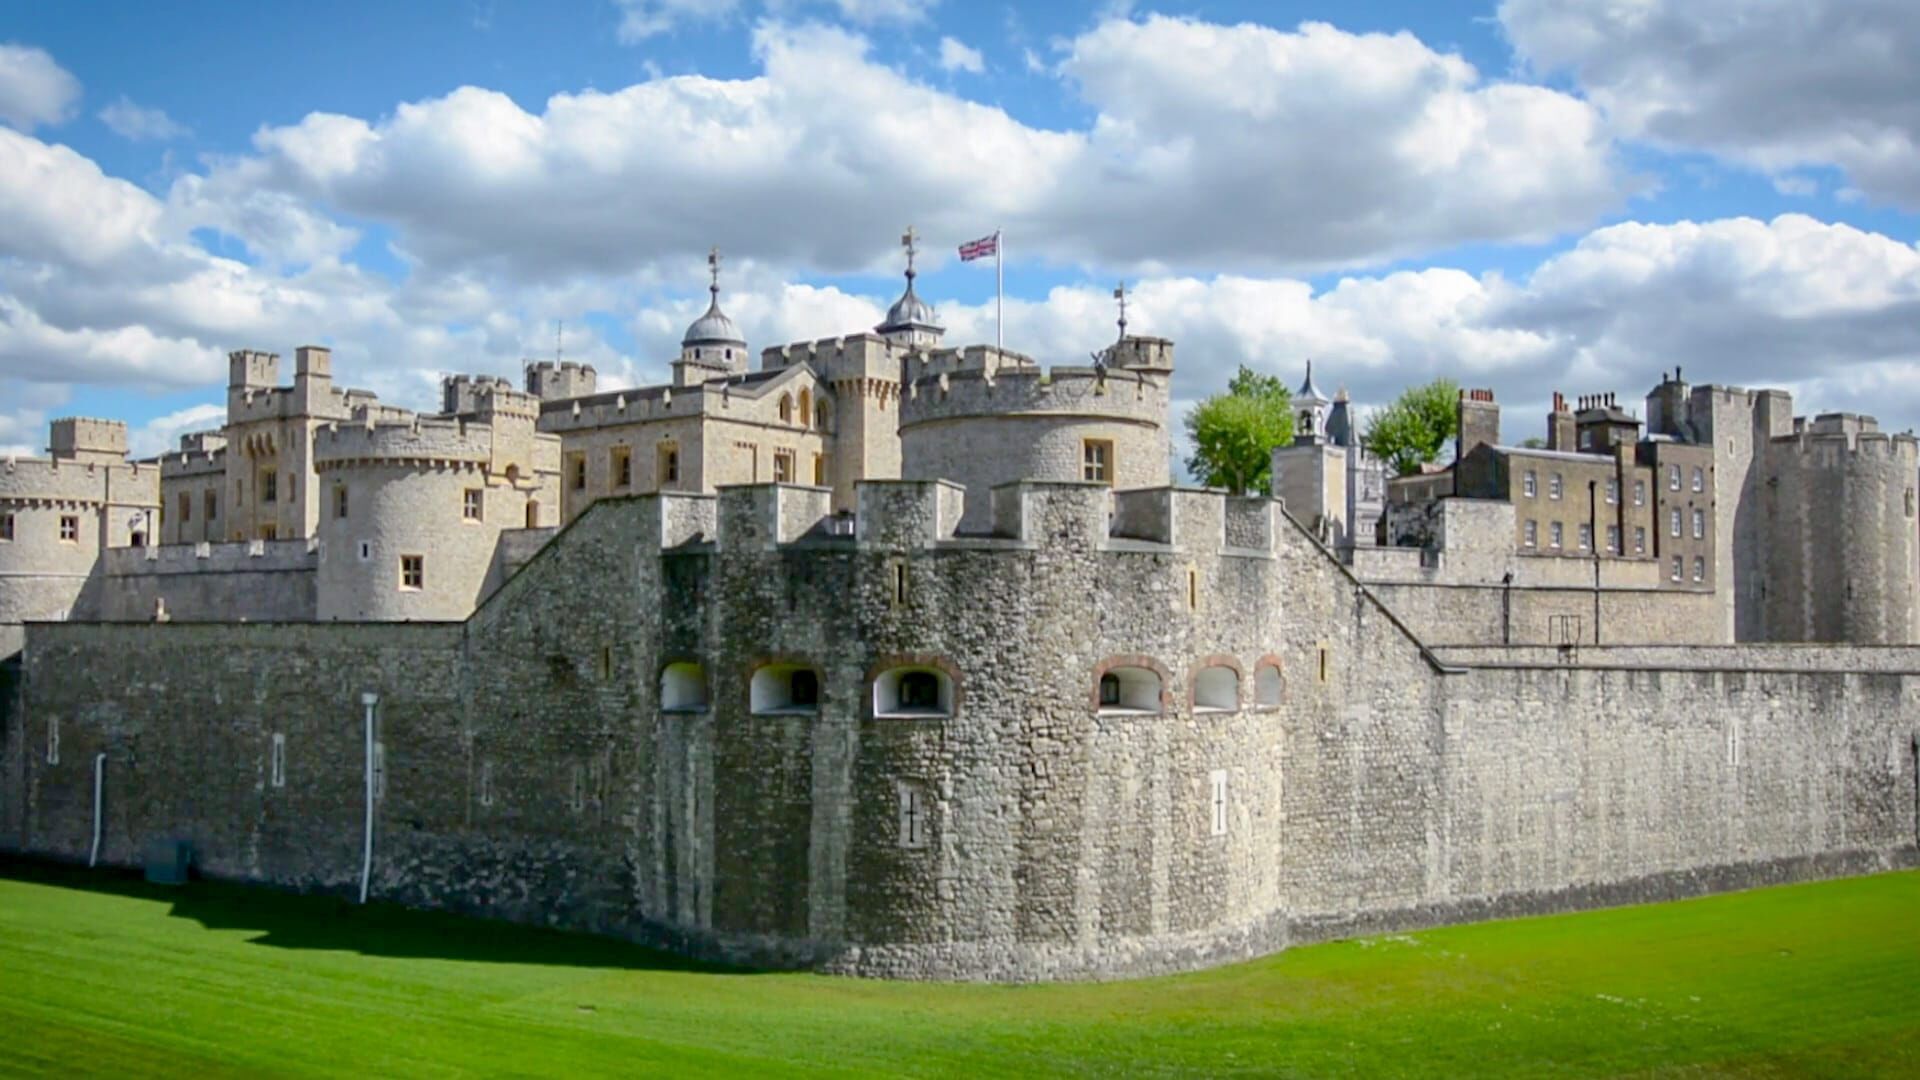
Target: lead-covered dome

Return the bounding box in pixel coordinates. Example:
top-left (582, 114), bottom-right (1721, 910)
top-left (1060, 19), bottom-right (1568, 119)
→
top-left (683, 289), bottom-right (745, 347)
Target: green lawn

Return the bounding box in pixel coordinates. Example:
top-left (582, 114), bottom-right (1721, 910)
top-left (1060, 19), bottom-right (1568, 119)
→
top-left (3, 862), bottom-right (1918, 1077)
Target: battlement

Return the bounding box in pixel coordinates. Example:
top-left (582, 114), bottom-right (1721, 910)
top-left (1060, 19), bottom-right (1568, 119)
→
top-left (160, 438), bottom-right (226, 479)
top-left (49, 417), bottom-right (128, 462)
top-left (1767, 428), bottom-right (1920, 462)
top-left (904, 345), bottom-right (1038, 382)
top-left (1105, 334), bottom-right (1175, 370)
top-left (228, 349), bottom-right (279, 390)
top-left (536, 382), bottom-right (700, 432)
top-left (898, 361), bottom-right (1168, 429)
top-left (525, 360), bottom-right (598, 402)
top-left (684, 479), bottom-right (1282, 559)
top-left (759, 333), bottom-right (895, 373)
top-left (442, 373), bottom-right (515, 415)
top-left (0, 451), bottom-right (157, 503)
top-left (101, 536), bottom-right (320, 577)
top-left (313, 415), bottom-right (496, 468)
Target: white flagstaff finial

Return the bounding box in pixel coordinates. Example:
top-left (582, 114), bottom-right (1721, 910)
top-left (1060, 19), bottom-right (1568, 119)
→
top-left (1114, 281), bottom-right (1129, 341)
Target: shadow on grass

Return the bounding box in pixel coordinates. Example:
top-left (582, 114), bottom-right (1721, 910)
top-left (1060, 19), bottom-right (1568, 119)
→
top-left (1, 856), bottom-right (754, 975)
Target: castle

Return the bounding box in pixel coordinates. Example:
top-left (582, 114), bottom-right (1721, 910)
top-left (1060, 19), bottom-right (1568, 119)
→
top-left (2, 247), bottom-right (1918, 982)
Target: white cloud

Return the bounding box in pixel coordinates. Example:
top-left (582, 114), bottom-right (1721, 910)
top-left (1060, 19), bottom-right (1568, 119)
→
top-left (613, 0), bottom-right (740, 42)
top-left (224, 17), bottom-right (1623, 281)
top-left (767, 0), bottom-right (934, 24)
top-left (128, 402), bottom-right (226, 458)
top-left (938, 36), bottom-right (984, 75)
top-left (1501, 0), bottom-right (1920, 207)
top-left (99, 96), bottom-right (188, 141)
top-left (0, 43), bottom-right (80, 131)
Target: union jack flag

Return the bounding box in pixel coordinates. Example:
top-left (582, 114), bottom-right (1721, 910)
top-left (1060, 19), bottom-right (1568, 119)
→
top-left (958, 233), bottom-right (999, 261)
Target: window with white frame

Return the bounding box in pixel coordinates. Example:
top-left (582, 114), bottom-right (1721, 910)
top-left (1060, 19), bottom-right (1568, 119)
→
top-left (1693, 556), bottom-right (1706, 582)
top-left (1523, 470), bottom-right (1537, 498)
top-left (1209, 769), bottom-right (1228, 836)
top-left (1692, 466), bottom-right (1705, 492)
top-left (1692, 508), bottom-right (1705, 539)
top-left (271, 733), bottom-right (286, 788)
top-left (1670, 507), bottom-right (1682, 537)
top-left (1550, 521), bottom-right (1563, 549)
top-left (1671, 556), bottom-right (1683, 582)
top-left (1634, 479), bottom-right (1646, 507)
top-left (1549, 473), bottom-right (1563, 500)
top-left (1605, 477), bottom-right (1618, 504)
top-left (1668, 464), bottom-right (1681, 491)
top-left (1606, 525), bottom-right (1620, 553)
top-left (1578, 524), bottom-right (1592, 551)
top-left (59, 515), bottom-right (78, 543)
top-left (1524, 519), bottom-right (1538, 547)
top-left (1635, 525), bottom-right (1647, 554)
top-left (462, 488), bottom-right (483, 521)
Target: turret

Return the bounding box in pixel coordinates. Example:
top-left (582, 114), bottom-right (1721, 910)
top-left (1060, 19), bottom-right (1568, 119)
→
top-left (674, 247), bottom-right (749, 385)
top-left (875, 226), bottom-right (944, 350)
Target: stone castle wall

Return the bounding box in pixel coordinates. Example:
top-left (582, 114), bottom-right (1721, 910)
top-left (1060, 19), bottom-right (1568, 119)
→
top-left (10, 481), bottom-right (1917, 981)
top-left (88, 540), bottom-right (319, 623)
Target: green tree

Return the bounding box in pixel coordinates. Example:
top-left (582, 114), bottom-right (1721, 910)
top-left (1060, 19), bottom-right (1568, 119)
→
top-left (1183, 366), bottom-right (1294, 494)
top-left (1365, 377), bottom-right (1460, 476)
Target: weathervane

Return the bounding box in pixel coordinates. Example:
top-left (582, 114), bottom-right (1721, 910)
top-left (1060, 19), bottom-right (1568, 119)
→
top-left (1114, 281), bottom-right (1129, 341)
top-left (900, 226), bottom-right (919, 280)
top-left (707, 245), bottom-right (722, 298)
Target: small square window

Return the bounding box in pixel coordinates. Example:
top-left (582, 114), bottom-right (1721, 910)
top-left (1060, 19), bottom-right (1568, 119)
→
top-left (400, 554), bottom-right (424, 590)
top-left (462, 488), bottom-right (483, 521)
top-left (1082, 439), bottom-right (1114, 484)
top-left (59, 515), bottom-right (78, 543)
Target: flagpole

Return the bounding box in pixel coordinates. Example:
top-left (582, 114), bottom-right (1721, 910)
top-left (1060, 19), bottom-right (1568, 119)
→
top-left (995, 228), bottom-right (1004, 354)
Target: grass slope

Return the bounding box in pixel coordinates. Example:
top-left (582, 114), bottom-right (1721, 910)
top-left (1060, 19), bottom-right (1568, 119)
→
top-left (3, 861), bottom-right (1919, 1077)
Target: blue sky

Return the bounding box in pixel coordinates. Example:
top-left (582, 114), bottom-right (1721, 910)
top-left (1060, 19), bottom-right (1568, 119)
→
top-left (2, 0), bottom-right (1918, 457)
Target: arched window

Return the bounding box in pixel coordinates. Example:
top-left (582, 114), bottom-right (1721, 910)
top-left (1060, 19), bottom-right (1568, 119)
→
top-left (872, 665), bottom-right (954, 718)
top-left (1096, 665), bottom-right (1162, 714)
top-left (1193, 666), bottom-right (1239, 713)
top-left (1254, 663), bottom-right (1284, 708)
top-left (660, 662), bottom-right (707, 712)
top-left (752, 663), bottom-right (822, 715)
top-left (815, 400), bottom-right (830, 431)
top-left (799, 389), bottom-right (812, 430)
top-left (779, 394), bottom-right (793, 423)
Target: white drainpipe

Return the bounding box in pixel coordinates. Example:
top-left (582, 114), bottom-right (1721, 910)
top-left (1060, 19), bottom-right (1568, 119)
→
top-left (359, 691), bottom-right (379, 904)
top-left (88, 752), bottom-right (106, 868)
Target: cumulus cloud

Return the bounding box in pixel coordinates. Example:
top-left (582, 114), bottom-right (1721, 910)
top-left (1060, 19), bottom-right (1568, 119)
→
top-left (937, 36), bottom-right (983, 74)
top-left (612, 0), bottom-right (740, 42)
top-left (0, 43), bottom-right (80, 131)
top-left (128, 402), bottom-right (226, 458)
top-left (227, 17), bottom-right (1623, 280)
top-left (1501, 0), bottom-right (1920, 207)
top-left (98, 96), bottom-right (188, 141)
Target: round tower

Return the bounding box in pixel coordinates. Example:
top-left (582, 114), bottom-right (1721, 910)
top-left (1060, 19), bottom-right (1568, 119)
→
top-left (898, 341), bottom-right (1173, 531)
top-left (314, 387), bottom-right (554, 621)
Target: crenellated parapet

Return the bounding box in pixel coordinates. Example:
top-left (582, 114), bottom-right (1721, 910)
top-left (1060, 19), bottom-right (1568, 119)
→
top-left (0, 453), bottom-right (158, 507)
top-left (898, 361), bottom-right (1168, 431)
top-left (313, 416), bottom-right (496, 472)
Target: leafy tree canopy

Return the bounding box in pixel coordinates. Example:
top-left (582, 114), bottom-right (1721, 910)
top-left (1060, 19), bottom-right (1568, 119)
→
top-left (1365, 377), bottom-right (1460, 476)
top-left (1183, 365), bottom-right (1294, 494)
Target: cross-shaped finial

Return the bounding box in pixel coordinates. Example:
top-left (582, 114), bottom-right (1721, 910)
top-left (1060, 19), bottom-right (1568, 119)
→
top-left (707, 246), bottom-right (722, 295)
top-left (901, 226), bottom-right (919, 276)
top-left (1114, 281), bottom-right (1129, 340)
